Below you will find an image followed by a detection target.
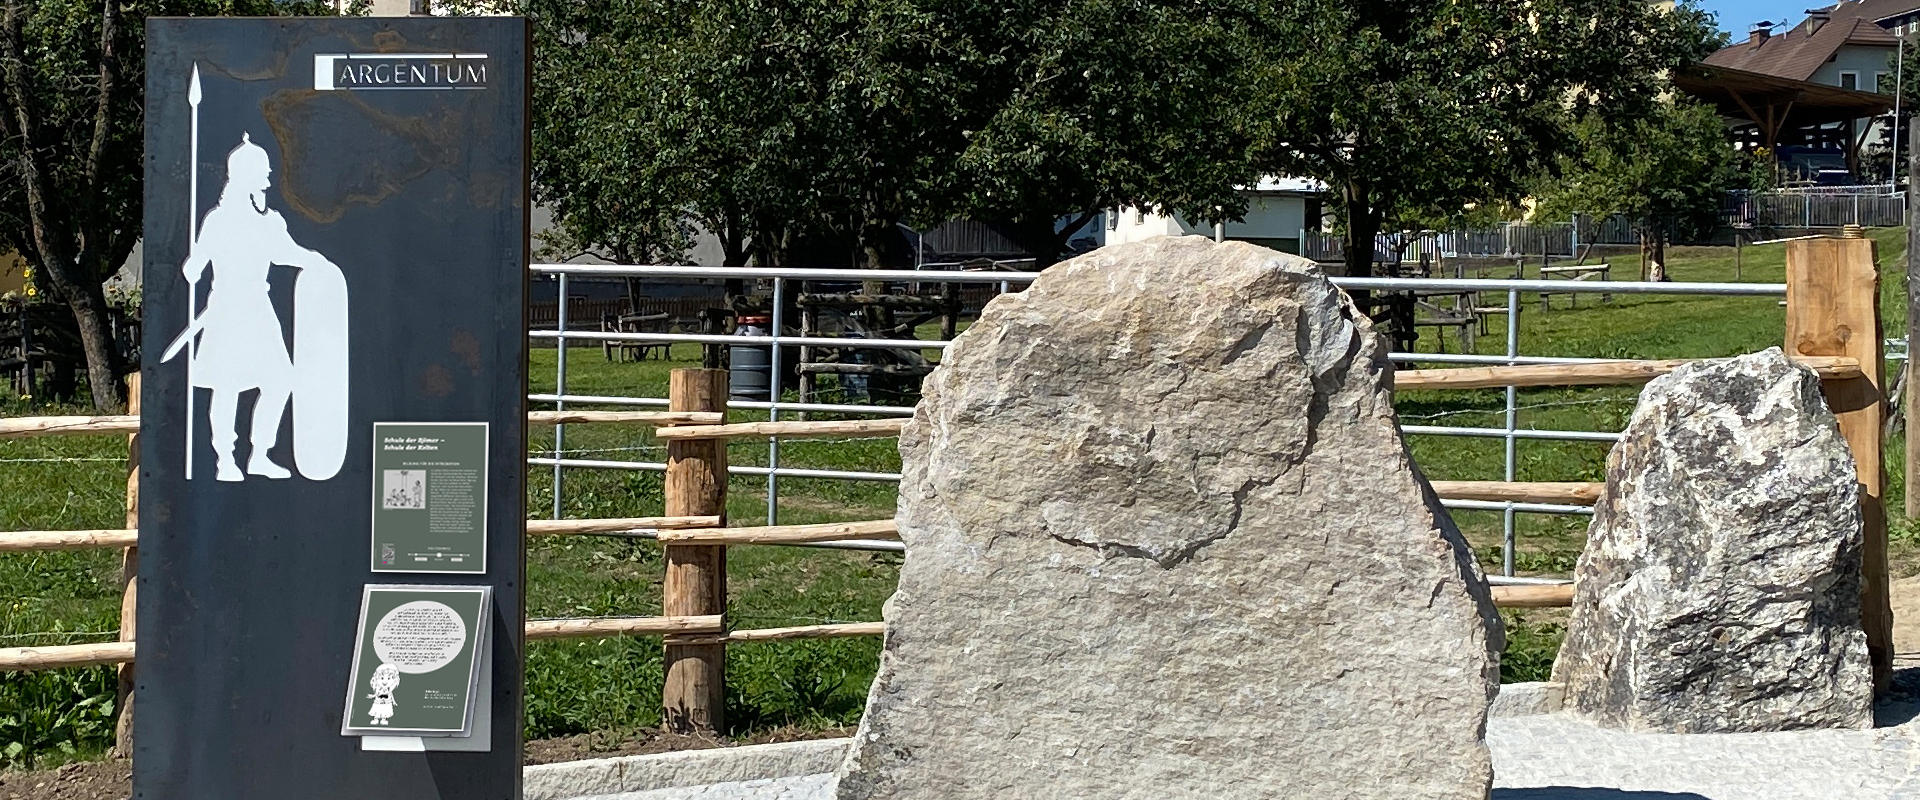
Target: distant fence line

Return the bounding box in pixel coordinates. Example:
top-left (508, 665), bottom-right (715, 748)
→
top-left (1302, 217), bottom-right (1640, 264)
top-left (1723, 190), bottom-right (1907, 229)
top-left (1301, 191), bottom-right (1916, 265)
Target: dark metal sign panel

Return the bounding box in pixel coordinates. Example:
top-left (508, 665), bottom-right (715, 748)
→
top-left (137, 17), bottom-right (528, 800)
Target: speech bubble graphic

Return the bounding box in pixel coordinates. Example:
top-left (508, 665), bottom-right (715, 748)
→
top-left (372, 600), bottom-right (468, 674)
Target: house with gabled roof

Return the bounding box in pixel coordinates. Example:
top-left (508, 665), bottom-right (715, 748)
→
top-left (1693, 1), bottom-right (1913, 181)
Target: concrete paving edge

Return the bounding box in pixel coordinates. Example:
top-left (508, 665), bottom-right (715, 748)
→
top-left (525, 684), bottom-right (1553, 799)
top-left (523, 739), bottom-right (854, 800)
top-left (1491, 682), bottom-right (1562, 718)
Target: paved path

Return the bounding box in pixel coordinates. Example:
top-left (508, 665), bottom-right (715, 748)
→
top-left (571, 701), bottom-right (1920, 800)
top-left (572, 774), bottom-right (831, 800)
top-left (561, 576), bottom-right (1920, 800)
top-left (1487, 708), bottom-right (1920, 799)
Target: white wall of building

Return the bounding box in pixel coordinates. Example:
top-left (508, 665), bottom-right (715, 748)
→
top-left (1103, 193), bottom-right (1316, 254)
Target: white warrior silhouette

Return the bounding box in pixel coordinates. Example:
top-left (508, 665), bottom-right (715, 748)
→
top-left (162, 127), bottom-right (350, 482)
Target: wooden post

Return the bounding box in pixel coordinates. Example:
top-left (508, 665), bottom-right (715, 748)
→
top-left (1907, 131), bottom-right (1920, 519)
top-left (1786, 236), bottom-right (1892, 695)
top-left (112, 373), bottom-right (139, 755)
top-left (1735, 230), bottom-right (1745, 282)
top-left (797, 296), bottom-right (815, 419)
top-left (940, 282), bottom-right (958, 341)
top-left (662, 369), bottom-right (728, 733)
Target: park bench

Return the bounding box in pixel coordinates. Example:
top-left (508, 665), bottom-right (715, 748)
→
top-left (601, 311), bottom-right (673, 361)
top-left (1539, 262), bottom-right (1612, 310)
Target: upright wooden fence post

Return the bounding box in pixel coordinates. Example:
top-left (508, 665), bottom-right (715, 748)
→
top-left (113, 372), bottom-right (139, 755)
top-left (1786, 235), bottom-right (1892, 695)
top-left (1906, 133), bottom-right (1920, 518)
top-left (662, 369), bottom-right (728, 733)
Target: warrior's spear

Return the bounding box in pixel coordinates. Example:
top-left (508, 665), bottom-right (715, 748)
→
top-left (184, 64), bottom-right (200, 478)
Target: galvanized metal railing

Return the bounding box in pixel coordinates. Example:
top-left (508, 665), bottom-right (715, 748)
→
top-left (526, 263), bottom-right (1792, 577)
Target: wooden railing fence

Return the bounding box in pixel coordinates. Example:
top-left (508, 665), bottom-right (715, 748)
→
top-left (0, 234), bottom-right (1892, 735)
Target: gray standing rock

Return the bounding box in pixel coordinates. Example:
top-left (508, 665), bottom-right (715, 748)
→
top-left (836, 236), bottom-right (1503, 800)
top-left (1552, 348), bottom-right (1871, 732)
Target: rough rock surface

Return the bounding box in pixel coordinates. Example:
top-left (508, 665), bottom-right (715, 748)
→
top-left (1552, 348), bottom-right (1871, 732)
top-left (835, 236), bottom-right (1503, 800)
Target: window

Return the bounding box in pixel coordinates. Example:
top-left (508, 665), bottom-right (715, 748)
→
top-left (1878, 72), bottom-right (1891, 93)
top-left (1840, 70), bottom-right (1859, 91)
top-left (1106, 208), bottom-right (1118, 231)
top-left (1134, 208), bottom-right (1146, 225)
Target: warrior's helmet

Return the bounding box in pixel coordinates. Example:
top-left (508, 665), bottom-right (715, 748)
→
top-left (223, 132), bottom-right (272, 198)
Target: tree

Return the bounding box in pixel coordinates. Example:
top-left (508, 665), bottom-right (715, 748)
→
top-left (932, 1), bottom-right (1273, 266)
top-left (501, 0), bottom-right (966, 276)
top-left (0, 0), bottom-right (335, 412)
top-left (510, 0), bottom-right (1283, 273)
top-left (1244, 0), bottom-right (1721, 276)
top-left (1534, 100), bottom-right (1759, 281)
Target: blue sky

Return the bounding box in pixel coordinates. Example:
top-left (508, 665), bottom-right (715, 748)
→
top-left (1696, 0), bottom-right (1812, 37)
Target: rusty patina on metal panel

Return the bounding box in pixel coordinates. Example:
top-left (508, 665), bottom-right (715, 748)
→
top-left (138, 17), bottom-right (528, 800)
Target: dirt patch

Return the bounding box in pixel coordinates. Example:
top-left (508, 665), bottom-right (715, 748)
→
top-left (1892, 575), bottom-right (1920, 663)
top-left (0, 726), bottom-right (854, 800)
top-left (0, 758), bottom-right (129, 800)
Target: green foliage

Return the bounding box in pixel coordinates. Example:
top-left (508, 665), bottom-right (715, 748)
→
top-left (1243, 0), bottom-right (1721, 269)
top-left (1534, 100), bottom-right (1761, 243)
top-left (0, 668), bottom-right (116, 769)
top-left (0, 0), bottom-right (340, 410)
top-left (1499, 611), bottom-right (1566, 683)
top-left (933, 1), bottom-right (1270, 259)
top-left (483, 0), bottom-right (1270, 268)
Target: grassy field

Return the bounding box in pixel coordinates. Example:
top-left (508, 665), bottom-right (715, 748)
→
top-left (3, 230), bottom-right (1915, 768)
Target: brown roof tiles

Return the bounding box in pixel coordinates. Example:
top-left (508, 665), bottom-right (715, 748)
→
top-left (1704, 0), bottom-right (1914, 82)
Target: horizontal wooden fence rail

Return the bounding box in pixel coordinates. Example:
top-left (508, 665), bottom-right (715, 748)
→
top-left (1395, 355), bottom-right (1859, 392)
top-left (529, 410), bottom-right (724, 426)
top-left (524, 614), bottom-right (724, 641)
top-left (0, 528), bottom-right (140, 552)
top-left (0, 415), bottom-right (139, 438)
top-left (1488, 583), bottom-right (1575, 608)
top-left (524, 515), bottom-right (719, 537)
top-left (1428, 481), bottom-right (1604, 506)
top-left (0, 642), bottom-right (136, 671)
top-left (0, 614), bottom-right (729, 672)
top-left (656, 519), bottom-right (901, 545)
top-left (669, 622), bottom-right (889, 646)
top-left (0, 410), bottom-right (721, 439)
top-left (0, 516), bottom-right (722, 553)
top-left (653, 418), bottom-right (909, 441)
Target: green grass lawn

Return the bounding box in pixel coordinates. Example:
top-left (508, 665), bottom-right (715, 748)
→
top-left (4, 231), bottom-right (1915, 768)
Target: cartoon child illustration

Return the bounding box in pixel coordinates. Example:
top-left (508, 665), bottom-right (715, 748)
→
top-left (367, 663), bottom-right (400, 725)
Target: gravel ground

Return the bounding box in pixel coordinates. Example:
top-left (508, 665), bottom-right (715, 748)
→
top-left (571, 695), bottom-right (1920, 800)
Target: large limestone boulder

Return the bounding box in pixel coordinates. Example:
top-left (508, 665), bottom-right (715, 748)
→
top-left (1552, 348), bottom-right (1871, 732)
top-left (836, 236), bottom-right (1503, 800)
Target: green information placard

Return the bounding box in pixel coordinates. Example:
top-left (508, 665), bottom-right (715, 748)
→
top-left (341, 585), bottom-right (490, 736)
top-left (371, 422), bottom-right (488, 573)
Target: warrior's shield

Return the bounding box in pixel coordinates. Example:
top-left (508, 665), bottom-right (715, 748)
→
top-left (293, 261), bottom-right (349, 479)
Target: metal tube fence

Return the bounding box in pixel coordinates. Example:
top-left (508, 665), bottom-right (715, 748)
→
top-left (1723, 190), bottom-right (1909, 229)
top-left (534, 263), bottom-right (1789, 576)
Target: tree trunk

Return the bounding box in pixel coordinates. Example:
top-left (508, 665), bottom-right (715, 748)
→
top-left (63, 280), bottom-right (124, 411)
top-left (859, 218), bottom-right (897, 334)
top-left (1646, 218), bottom-right (1668, 282)
top-left (1000, 216), bottom-right (1065, 269)
top-left (1340, 182), bottom-right (1381, 280)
